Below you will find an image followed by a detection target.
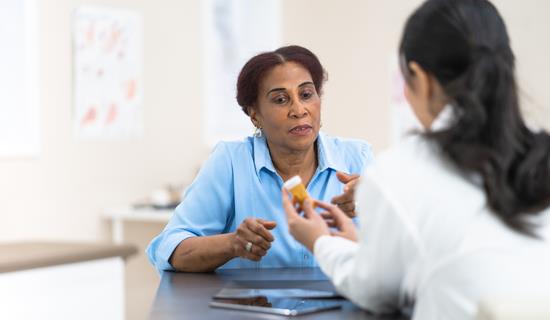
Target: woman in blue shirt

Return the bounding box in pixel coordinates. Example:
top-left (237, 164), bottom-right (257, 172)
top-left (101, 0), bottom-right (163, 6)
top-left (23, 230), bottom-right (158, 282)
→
top-left (147, 45), bottom-right (373, 272)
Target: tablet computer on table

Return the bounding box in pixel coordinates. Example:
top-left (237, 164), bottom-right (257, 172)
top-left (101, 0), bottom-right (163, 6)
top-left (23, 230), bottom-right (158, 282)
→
top-left (213, 288), bottom-right (341, 299)
top-left (210, 296), bottom-right (342, 316)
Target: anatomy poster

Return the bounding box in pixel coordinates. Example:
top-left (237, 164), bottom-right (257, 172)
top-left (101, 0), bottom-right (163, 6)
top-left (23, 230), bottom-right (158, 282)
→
top-left (73, 6), bottom-right (143, 139)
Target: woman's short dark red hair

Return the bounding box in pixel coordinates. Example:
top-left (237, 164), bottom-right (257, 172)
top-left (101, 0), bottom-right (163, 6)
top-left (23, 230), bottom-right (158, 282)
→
top-left (236, 45), bottom-right (327, 115)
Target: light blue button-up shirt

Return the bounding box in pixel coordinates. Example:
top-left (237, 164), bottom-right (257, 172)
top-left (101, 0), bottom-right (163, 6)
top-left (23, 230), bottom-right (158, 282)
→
top-left (147, 132), bottom-right (374, 272)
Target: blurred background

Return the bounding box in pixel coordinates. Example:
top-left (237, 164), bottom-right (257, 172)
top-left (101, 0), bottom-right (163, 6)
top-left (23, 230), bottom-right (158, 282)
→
top-left (1, 0), bottom-right (549, 319)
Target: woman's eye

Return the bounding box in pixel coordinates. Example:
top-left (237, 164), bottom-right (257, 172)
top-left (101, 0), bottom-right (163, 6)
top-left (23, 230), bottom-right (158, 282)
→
top-left (272, 95), bottom-right (288, 104)
top-left (301, 91), bottom-right (314, 100)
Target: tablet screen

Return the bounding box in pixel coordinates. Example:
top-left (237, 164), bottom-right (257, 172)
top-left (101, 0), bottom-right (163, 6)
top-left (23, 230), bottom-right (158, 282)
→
top-left (210, 296), bottom-right (343, 316)
top-left (213, 288), bottom-right (341, 299)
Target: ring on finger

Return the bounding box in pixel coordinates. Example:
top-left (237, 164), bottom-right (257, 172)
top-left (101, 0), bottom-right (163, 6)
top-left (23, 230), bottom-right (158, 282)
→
top-left (245, 241), bottom-right (253, 252)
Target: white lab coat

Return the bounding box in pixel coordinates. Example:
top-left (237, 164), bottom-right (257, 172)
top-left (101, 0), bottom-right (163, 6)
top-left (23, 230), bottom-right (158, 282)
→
top-left (314, 109), bottom-right (550, 319)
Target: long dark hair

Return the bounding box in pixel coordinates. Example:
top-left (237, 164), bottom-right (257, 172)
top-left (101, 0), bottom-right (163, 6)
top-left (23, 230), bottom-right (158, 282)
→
top-left (236, 45), bottom-right (326, 115)
top-left (400, 0), bottom-right (550, 235)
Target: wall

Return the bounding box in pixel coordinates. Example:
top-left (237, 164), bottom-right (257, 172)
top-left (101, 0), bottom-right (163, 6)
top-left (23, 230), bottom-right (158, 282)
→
top-left (0, 0), bottom-right (549, 243)
top-left (0, 0), bottom-right (207, 241)
top-left (282, 0), bottom-right (422, 149)
top-left (283, 0), bottom-right (550, 150)
top-left (497, 0), bottom-right (550, 129)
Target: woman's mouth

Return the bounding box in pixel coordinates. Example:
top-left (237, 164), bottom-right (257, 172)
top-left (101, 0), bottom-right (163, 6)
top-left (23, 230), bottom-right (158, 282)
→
top-left (289, 125), bottom-right (313, 136)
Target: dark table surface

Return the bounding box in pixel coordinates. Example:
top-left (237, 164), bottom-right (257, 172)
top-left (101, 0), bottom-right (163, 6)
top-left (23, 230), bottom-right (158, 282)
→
top-left (149, 267), bottom-right (409, 319)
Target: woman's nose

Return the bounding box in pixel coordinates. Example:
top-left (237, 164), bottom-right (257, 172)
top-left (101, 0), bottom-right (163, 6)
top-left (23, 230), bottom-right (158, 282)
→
top-left (289, 98), bottom-right (308, 118)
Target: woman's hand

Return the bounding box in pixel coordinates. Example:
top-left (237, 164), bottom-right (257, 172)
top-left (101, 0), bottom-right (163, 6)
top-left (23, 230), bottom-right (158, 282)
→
top-left (232, 217), bottom-right (277, 261)
top-left (331, 172), bottom-right (360, 218)
top-left (317, 200), bottom-right (358, 242)
top-left (282, 189), bottom-right (330, 252)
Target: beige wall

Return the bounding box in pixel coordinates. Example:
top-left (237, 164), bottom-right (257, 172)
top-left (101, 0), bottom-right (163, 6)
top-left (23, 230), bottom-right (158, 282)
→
top-left (497, 0), bottom-right (550, 129)
top-left (0, 0), bottom-right (207, 241)
top-left (1, 0), bottom-right (549, 242)
top-left (283, 0), bottom-right (422, 149)
top-left (284, 0), bottom-right (550, 148)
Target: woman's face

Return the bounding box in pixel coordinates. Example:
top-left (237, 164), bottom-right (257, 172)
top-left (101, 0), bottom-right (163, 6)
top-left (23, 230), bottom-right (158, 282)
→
top-left (404, 77), bottom-right (432, 129)
top-left (249, 62), bottom-right (321, 153)
top-left (403, 61), bottom-right (446, 129)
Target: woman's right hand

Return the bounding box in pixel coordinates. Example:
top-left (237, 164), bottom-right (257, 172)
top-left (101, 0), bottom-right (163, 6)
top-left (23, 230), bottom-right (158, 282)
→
top-left (232, 218), bottom-right (277, 261)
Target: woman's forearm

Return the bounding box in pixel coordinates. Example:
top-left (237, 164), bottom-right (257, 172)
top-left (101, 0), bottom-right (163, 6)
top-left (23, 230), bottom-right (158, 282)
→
top-left (169, 233), bottom-right (237, 272)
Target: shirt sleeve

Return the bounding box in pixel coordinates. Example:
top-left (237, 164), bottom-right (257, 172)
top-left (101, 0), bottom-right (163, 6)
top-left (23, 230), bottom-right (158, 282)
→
top-left (314, 175), bottom-right (422, 314)
top-left (146, 143), bottom-right (235, 273)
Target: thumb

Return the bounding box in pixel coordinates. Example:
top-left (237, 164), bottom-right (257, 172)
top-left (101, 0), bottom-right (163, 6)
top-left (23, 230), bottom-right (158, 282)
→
top-left (316, 200), bottom-right (349, 226)
top-left (336, 171), bottom-right (357, 184)
top-left (302, 198), bottom-right (318, 220)
top-left (262, 220), bottom-right (277, 230)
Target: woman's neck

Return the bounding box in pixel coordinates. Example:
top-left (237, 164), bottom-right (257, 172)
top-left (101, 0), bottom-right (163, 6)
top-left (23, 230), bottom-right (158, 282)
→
top-left (268, 141), bottom-right (318, 187)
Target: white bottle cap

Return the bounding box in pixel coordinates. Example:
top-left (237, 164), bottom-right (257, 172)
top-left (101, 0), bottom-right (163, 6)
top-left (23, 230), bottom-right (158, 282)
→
top-left (283, 175), bottom-right (302, 190)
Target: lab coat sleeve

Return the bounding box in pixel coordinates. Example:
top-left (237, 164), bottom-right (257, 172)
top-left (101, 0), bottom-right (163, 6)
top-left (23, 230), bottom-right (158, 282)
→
top-left (314, 176), bottom-right (422, 314)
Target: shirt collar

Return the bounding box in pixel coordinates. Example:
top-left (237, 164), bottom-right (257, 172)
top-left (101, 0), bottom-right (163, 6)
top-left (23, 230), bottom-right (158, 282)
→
top-left (253, 132), bottom-right (346, 177)
top-left (253, 134), bottom-right (276, 175)
top-left (430, 104), bottom-right (454, 132)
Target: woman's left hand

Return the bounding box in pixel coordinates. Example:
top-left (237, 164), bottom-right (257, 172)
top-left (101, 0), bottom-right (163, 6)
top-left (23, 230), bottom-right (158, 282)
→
top-left (282, 189), bottom-right (330, 252)
top-left (331, 172), bottom-right (360, 218)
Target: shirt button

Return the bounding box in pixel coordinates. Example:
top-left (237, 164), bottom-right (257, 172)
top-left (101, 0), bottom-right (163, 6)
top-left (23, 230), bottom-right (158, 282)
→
top-left (304, 255), bottom-right (308, 260)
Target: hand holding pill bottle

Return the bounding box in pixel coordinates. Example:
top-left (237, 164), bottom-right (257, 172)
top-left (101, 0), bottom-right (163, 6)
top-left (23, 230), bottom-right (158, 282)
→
top-left (283, 175), bottom-right (314, 208)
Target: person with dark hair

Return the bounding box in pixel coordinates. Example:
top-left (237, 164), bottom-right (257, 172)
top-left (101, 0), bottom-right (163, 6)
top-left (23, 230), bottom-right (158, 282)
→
top-left (283, 1), bottom-right (550, 319)
top-left (147, 45), bottom-right (374, 272)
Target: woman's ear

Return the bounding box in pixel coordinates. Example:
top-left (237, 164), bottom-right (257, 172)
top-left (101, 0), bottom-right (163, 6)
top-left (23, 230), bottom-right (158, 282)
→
top-left (408, 61), bottom-right (430, 102)
top-left (247, 106), bottom-right (259, 127)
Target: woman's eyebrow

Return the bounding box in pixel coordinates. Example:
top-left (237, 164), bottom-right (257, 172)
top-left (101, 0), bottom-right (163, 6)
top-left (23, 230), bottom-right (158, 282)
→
top-left (266, 87), bottom-right (286, 96)
top-left (266, 81), bottom-right (314, 96)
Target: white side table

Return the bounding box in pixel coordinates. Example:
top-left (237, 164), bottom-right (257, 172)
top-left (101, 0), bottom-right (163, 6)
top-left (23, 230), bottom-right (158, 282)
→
top-left (104, 207), bottom-right (172, 244)
top-left (104, 206), bottom-right (173, 320)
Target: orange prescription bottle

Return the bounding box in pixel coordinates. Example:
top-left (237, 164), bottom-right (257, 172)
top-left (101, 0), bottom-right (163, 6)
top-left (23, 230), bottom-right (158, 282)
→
top-left (283, 175), bottom-right (310, 207)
